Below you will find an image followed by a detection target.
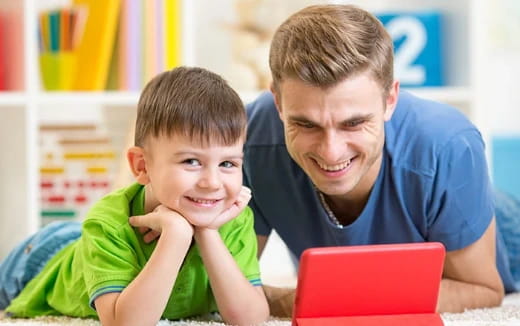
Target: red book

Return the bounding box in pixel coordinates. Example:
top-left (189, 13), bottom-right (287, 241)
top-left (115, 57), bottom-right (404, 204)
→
top-left (0, 12), bottom-right (6, 90)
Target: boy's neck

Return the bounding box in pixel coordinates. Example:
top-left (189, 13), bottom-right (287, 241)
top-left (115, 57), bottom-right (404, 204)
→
top-left (143, 184), bottom-right (161, 214)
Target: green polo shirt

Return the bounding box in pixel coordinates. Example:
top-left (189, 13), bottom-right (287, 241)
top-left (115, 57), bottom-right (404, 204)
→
top-left (6, 183), bottom-right (261, 319)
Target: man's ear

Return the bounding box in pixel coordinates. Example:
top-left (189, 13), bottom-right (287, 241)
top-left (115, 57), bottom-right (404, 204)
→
top-left (270, 83), bottom-right (284, 120)
top-left (127, 146), bottom-right (150, 185)
top-left (383, 80), bottom-right (400, 121)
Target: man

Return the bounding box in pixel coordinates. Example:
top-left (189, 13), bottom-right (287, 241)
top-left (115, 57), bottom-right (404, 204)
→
top-left (244, 4), bottom-right (517, 316)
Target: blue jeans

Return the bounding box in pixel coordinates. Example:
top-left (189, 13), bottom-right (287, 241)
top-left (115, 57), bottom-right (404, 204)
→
top-left (0, 221), bottom-right (81, 309)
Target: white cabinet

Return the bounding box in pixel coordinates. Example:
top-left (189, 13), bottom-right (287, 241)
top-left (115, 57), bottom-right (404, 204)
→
top-left (0, 0), bottom-right (503, 259)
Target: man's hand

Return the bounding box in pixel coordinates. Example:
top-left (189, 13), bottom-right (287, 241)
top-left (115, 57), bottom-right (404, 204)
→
top-left (263, 285), bottom-right (295, 318)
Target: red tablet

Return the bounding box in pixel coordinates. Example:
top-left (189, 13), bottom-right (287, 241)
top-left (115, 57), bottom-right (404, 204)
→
top-left (292, 242), bottom-right (446, 326)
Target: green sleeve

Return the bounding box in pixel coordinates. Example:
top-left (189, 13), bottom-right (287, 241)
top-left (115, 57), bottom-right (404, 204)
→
top-left (79, 219), bottom-right (143, 308)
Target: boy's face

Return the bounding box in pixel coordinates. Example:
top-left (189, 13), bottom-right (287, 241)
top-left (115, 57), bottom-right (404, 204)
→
top-left (141, 133), bottom-right (244, 227)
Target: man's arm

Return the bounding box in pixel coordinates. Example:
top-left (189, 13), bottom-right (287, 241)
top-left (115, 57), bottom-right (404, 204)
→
top-left (438, 218), bottom-right (505, 312)
top-left (257, 234), bottom-right (296, 318)
top-left (257, 234), bottom-right (268, 258)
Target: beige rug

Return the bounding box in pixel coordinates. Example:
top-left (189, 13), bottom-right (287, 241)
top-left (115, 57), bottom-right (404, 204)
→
top-left (2, 293), bottom-right (520, 325)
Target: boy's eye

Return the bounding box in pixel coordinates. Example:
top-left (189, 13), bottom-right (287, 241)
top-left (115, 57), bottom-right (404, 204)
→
top-left (183, 159), bottom-right (201, 166)
top-left (220, 161), bottom-right (236, 168)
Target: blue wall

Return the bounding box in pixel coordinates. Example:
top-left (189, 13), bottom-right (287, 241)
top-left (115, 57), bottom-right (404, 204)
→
top-left (493, 136), bottom-right (520, 198)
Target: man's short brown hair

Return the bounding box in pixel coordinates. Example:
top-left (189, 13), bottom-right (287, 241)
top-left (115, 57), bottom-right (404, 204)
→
top-left (135, 67), bottom-right (246, 147)
top-left (269, 4), bottom-right (394, 94)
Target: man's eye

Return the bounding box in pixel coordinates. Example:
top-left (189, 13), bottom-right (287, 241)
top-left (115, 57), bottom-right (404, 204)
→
top-left (183, 159), bottom-right (200, 166)
top-left (220, 161), bottom-right (236, 168)
top-left (296, 122), bottom-right (315, 129)
top-left (345, 120), bottom-right (364, 128)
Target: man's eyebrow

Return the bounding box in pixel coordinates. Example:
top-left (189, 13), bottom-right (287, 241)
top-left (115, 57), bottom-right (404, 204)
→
top-left (288, 113), bottom-right (374, 125)
top-left (287, 115), bottom-right (317, 124)
top-left (340, 113), bottom-right (374, 123)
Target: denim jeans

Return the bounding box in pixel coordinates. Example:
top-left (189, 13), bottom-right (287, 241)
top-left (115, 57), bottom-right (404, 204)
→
top-left (0, 221), bottom-right (81, 309)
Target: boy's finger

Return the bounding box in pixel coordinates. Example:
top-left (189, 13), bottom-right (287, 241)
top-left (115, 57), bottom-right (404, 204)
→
top-left (138, 226), bottom-right (149, 234)
top-left (144, 230), bottom-right (161, 243)
top-left (128, 216), bottom-right (142, 226)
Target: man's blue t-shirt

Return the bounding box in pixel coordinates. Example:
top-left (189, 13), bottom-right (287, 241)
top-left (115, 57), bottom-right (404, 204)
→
top-left (244, 90), bottom-right (516, 293)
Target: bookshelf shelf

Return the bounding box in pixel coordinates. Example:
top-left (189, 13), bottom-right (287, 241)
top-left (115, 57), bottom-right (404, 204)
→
top-left (0, 92), bottom-right (27, 106)
top-left (404, 87), bottom-right (472, 105)
top-left (38, 91), bottom-right (141, 106)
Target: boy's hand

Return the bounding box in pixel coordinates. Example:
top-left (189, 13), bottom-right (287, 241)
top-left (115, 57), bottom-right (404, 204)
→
top-left (129, 205), bottom-right (194, 242)
top-left (133, 187), bottom-right (251, 242)
top-left (204, 186), bottom-right (252, 229)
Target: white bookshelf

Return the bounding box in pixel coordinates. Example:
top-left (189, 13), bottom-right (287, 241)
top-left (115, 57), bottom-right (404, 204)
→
top-left (0, 0), bottom-right (501, 260)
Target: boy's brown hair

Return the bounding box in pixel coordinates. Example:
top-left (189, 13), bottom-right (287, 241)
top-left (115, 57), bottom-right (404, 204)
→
top-left (269, 4), bottom-right (394, 94)
top-left (135, 66), bottom-right (246, 147)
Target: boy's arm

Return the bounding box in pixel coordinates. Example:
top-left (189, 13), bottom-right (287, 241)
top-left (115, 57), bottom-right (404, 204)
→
top-left (94, 207), bottom-right (193, 326)
top-left (194, 227), bottom-right (269, 326)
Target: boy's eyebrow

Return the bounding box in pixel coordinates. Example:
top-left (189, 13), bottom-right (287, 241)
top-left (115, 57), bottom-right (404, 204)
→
top-left (222, 154), bottom-right (244, 160)
top-left (174, 151), bottom-right (201, 156)
top-left (173, 151), bottom-right (244, 159)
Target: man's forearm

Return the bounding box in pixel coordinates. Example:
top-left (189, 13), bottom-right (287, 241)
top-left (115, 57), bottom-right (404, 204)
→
top-left (438, 278), bottom-right (504, 313)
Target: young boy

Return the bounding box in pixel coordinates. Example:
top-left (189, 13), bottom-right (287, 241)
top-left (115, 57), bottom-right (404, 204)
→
top-left (0, 67), bottom-right (270, 326)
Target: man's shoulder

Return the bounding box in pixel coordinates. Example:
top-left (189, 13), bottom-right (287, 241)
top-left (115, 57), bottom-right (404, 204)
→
top-left (392, 91), bottom-right (476, 138)
top-left (386, 91), bottom-right (482, 172)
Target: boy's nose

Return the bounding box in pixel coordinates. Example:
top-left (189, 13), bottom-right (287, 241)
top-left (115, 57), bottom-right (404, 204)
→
top-left (198, 169), bottom-right (222, 189)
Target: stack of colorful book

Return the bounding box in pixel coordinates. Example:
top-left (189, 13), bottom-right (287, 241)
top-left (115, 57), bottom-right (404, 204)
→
top-left (38, 0), bottom-right (182, 91)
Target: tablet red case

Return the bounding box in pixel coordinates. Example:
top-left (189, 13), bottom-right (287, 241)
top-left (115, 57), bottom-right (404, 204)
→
top-left (292, 242), bottom-right (445, 326)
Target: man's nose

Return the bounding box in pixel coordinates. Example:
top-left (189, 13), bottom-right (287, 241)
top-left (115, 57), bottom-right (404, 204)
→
top-left (317, 131), bottom-right (345, 163)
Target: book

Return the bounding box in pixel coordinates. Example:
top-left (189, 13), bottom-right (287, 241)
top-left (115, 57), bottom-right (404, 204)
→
top-left (0, 12), bottom-right (5, 90)
top-left (72, 0), bottom-right (121, 90)
top-left (164, 0), bottom-right (182, 69)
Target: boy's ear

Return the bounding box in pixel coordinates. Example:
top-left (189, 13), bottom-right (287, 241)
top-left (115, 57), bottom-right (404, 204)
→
top-left (127, 146), bottom-right (150, 185)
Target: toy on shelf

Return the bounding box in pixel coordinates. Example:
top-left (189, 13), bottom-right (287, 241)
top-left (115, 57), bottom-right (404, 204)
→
top-left (39, 123), bottom-right (117, 226)
top-left (377, 11), bottom-right (444, 87)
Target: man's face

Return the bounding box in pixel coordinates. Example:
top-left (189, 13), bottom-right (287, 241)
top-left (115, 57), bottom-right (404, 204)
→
top-left (274, 71), bottom-right (398, 200)
top-left (142, 133), bottom-right (244, 227)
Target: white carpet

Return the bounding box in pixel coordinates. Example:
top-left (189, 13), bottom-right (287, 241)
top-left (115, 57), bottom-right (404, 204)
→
top-left (2, 292), bottom-right (520, 325)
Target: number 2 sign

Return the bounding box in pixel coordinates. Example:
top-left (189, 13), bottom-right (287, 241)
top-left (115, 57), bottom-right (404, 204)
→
top-left (377, 12), bottom-right (444, 87)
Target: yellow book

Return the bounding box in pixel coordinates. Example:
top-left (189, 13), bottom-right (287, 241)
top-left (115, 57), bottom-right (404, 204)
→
top-left (72, 0), bottom-right (121, 90)
top-left (164, 0), bottom-right (181, 69)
